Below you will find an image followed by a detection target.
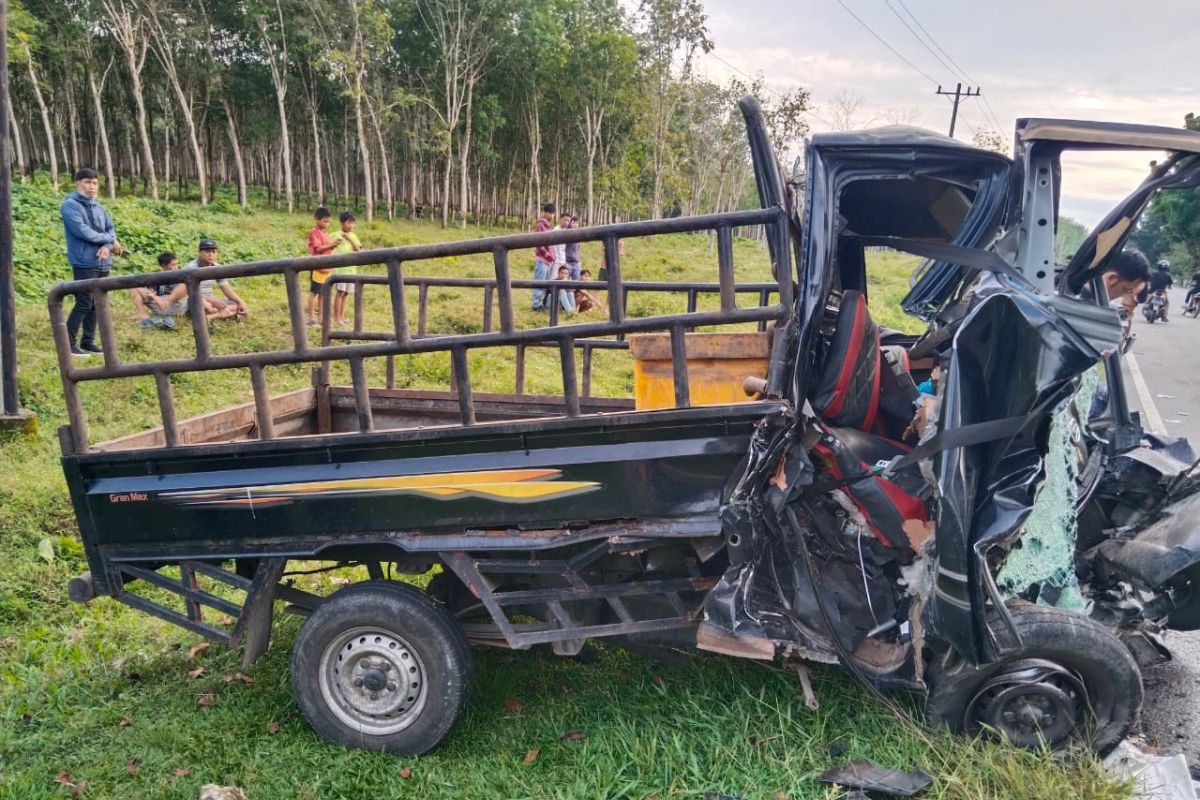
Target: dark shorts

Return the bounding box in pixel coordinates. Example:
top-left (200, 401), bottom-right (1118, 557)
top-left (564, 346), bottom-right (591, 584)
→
top-left (310, 279), bottom-right (323, 295)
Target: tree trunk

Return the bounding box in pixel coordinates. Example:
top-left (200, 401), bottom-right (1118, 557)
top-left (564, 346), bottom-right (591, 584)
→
top-left (458, 78), bottom-right (475, 228)
top-left (129, 78), bottom-right (157, 197)
top-left (161, 73), bottom-right (206, 205)
top-left (117, 45), bottom-right (158, 199)
top-left (222, 98), bottom-right (248, 208)
top-left (25, 56), bottom-right (58, 189)
top-left (308, 97), bottom-right (324, 205)
top-left (528, 101), bottom-right (541, 220)
top-left (8, 103), bottom-right (26, 183)
top-left (352, 78), bottom-right (373, 222)
top-left (121, 113), bottom-right (136, 193)
top-left (86, 65), bottom-right (117, 198)
top-left (65, 76), bottom-right (81, 173)
top-left (341, 113), bottom-right (351, 205)
top-left (162, 112), bottom-right (171, 200)
top-left (274, 89), bottom-right (293, 212)
top-left (366, 95), bottom-right (393, 220)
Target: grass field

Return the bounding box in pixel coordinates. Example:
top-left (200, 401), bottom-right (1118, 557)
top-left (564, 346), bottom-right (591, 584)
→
top-left (0, 180), bottom-right (1129, 799)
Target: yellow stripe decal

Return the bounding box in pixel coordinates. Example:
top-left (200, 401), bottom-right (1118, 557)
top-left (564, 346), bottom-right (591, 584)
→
top-left (161, 468), bottom-right (600, 507)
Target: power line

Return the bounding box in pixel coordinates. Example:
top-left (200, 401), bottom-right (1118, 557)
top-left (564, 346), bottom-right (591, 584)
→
top-left (835, 0), bottom-right (941, 88)
top-left (977, 91), bottom-right (1007, 134)
top-left (895, 0), bottom-right (978, 83)
top-left (883, 0), bottom-right (959, 79)
top-left (894, 0), bottom-right (1006, 132)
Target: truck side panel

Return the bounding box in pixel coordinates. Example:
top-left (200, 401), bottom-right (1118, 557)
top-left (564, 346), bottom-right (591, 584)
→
top-left (67, 404), bottom-right (786, 591)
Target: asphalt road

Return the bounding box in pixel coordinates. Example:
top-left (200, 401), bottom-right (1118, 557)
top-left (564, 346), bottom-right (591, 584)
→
top-left (1122, 287), bottom-right (1200, 766)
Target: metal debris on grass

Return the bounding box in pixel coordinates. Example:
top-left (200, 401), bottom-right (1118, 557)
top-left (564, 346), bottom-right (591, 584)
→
top-left (817, 761), bottom-right (933, 796)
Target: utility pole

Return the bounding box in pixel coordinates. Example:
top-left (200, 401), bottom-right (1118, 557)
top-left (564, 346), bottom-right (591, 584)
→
top-left (0, 0), bottom-right (38, 438)
top-left (936, 82), bottom-right (981, 138)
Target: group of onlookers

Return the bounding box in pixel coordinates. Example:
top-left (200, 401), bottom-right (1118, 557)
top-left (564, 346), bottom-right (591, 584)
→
top-left (58, 168), bottom-right (363, 356)
top-left (59, 169), bottom-right (607, 358)
top-left (60, 168), bottom-right (248, 355)
top-left (305, 206), bottom-right (363, 326)
top-left (532, 202), bottom-right (605, 315)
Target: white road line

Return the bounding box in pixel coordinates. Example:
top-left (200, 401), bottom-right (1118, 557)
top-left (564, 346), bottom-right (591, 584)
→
top-left (1126, 351), bottom-right (1166, 435)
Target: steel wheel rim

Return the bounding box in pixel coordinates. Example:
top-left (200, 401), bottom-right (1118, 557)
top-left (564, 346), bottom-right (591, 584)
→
top-left (964, 659), bottom-right (1088, 749)
top-left (318, 626), bottom-right (428, 736)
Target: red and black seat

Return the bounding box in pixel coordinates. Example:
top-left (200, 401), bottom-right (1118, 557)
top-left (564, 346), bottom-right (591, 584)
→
top-left (812, 426), bottom-right (928, 549)
top-left (811, 291), bottom-right (881, 431)
top-left (808, 290), bottom-right (929, 547)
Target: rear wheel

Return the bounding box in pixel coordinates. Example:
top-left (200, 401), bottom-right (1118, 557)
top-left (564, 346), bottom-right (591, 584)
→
top-left (291, 580), bottom-right (472, 755)
top-left (926, 604), bottom-right (1141, 756)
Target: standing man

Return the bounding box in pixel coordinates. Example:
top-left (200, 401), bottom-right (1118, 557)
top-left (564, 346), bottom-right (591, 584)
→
top-left (564, 214), bottom-right (582, 280)
top-left (533, 203), bottom-right (556, 311)
top-left (552, 211), bottom-right (570, 272)
top-left (60, 168), bottom-right (124, 356)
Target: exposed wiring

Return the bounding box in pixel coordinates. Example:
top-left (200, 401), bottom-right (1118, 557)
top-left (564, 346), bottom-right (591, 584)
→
top-left (788, 503), bottom-right (941, 741)
top-left (856, 523), bottom-right (880, 626)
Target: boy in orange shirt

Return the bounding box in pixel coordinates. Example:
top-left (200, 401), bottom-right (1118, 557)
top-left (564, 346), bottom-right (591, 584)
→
top-left (306, 207), bottom-right (339, 326)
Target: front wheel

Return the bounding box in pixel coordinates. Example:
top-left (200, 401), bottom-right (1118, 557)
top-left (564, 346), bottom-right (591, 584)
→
top-left (291, 580), bottom-right (473, 755)
top-left (926, 604), bottom-right (1141, 756)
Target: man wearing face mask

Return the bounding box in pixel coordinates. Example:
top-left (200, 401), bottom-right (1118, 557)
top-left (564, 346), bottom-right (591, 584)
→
top-left (60, 168), bottom-right (125, 356)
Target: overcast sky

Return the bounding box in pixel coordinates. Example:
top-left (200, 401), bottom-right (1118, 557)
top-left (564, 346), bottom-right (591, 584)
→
top-left (693, 0), bottom-right (1200, 226)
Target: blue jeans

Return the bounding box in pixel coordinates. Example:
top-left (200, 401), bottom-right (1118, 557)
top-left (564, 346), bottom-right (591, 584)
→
top-left (557, 288), bottom-right (576, 313)
top-left (533, 260), bottom-right (553, 309)
top-left (567, 262), bottom-right (581, 281)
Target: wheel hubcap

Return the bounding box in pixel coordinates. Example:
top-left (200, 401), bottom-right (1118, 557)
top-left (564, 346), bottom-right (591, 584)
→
top-left (964, 659), bottom-right (1088, 749)
top-left (318, 627), bottom-right (427, 736)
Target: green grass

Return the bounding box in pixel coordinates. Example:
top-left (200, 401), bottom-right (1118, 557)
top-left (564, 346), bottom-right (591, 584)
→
top-left (0, 181), bottom-right (1128, 799)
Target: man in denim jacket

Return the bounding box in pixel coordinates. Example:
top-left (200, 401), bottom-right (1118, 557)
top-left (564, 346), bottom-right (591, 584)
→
top-left (60, 168), bottom-right (124, 356)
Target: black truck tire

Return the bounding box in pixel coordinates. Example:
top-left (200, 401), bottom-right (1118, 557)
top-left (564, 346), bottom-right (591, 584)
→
top-left (291, 580), bottom-right (473, 755)
top-left (925, 604), bottom-right (1141, 757)
top-left (1168, 563), bottom-right (1200, 631)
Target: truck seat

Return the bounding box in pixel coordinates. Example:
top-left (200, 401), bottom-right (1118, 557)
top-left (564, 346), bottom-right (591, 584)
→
top-left (812, 424), bottom-right (929, 549)
top-left (809, 292), bottom-right (929, 548)
top-left (811, 290), bottom-right (881, 431)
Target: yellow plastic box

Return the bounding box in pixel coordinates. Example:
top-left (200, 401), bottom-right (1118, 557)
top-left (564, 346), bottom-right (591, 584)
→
top-left (628, 332), bottom-right (770, 410)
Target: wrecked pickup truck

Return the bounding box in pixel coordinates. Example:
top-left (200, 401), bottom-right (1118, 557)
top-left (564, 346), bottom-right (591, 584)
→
top-left (54, 98), bottom-right (1200, 757)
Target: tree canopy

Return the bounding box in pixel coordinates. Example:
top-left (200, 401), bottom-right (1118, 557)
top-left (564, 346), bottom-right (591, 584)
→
top-left (6, 0), bottom-right (810, 227)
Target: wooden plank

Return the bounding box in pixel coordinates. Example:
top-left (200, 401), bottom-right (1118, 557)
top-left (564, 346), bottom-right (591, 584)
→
top-left (95, 388), bottom-right (316, 452)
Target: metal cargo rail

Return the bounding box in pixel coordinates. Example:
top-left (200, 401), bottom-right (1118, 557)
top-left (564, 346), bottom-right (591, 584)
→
top-left (49, 208), bottom-right (795, 452)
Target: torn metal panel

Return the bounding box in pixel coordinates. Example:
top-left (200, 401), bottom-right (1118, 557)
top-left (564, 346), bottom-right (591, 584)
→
top-left (929, 288), bottom-right (1106, 663)
top-left (818, 761), bottom-right (933, 797)
top-left (1100, 491), bottom-right (1200, 589)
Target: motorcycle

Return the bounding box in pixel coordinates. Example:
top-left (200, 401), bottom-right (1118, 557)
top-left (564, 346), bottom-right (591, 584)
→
top-left (1117, 304), bottom-right (1136, 353)
top-left (1184, 291), bottom-right (1200, 318)
top-left (1143, 290), bottom-right (1168, 323)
